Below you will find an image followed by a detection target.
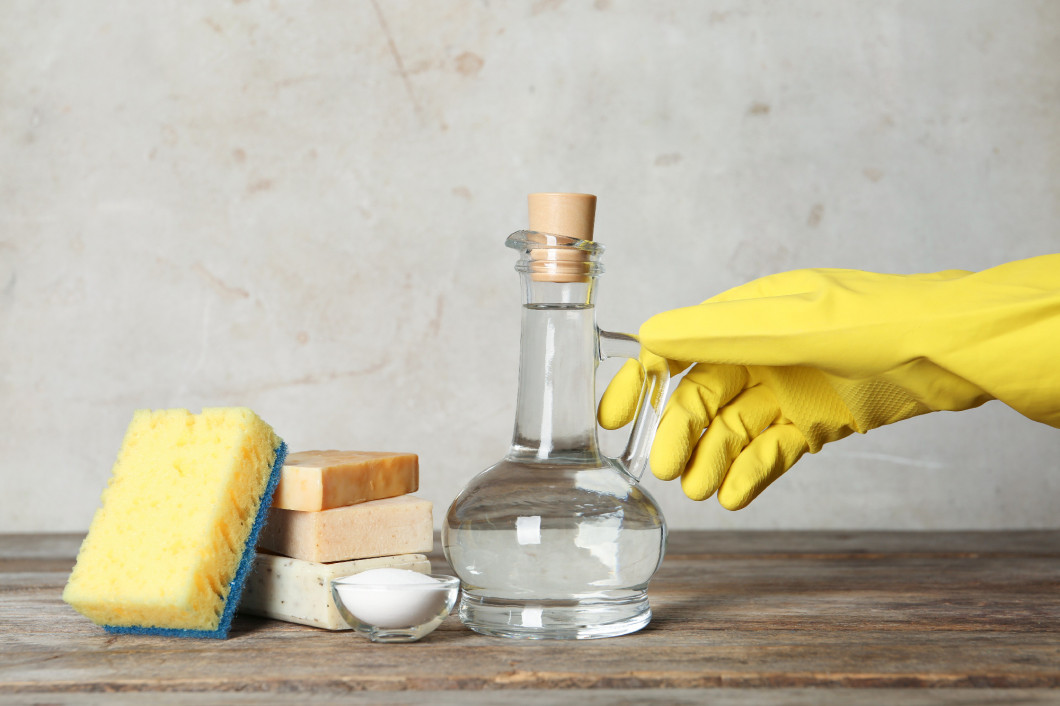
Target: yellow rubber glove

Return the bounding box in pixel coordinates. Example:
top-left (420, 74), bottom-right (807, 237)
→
top-left (599, 255), bottom-right (1060, 510)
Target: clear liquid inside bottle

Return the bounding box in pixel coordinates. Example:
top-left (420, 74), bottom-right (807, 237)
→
top-left (442, 232), bottom-right (667, 639)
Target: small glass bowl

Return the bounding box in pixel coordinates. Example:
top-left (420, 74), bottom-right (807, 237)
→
top-left (331, 574), bottom-right (460, 643)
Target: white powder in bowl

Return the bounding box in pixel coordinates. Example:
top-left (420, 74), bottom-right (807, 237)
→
top-left (334, 569), bottom-right (447, 628)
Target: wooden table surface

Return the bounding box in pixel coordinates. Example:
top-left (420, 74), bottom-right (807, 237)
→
top-left (2, 531), bottom-right (1058, 705)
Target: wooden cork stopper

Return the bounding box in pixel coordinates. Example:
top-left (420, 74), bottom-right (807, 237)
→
top-left (527, 193), bottom-right (596, 282)
top-left (528, 193), bottom-right (596, 240)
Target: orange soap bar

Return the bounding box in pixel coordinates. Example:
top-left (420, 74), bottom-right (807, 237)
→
top-left (258, 495), bottom-right (434, 563)
top-left (271, 450), bottom-right (419, 511)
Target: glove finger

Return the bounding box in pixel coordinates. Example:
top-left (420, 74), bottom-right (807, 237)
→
top-left (679, 385), bottom-right (782, 501)
top-left (650, 365), bottom-right (748, 481)
top-left (717, 424), bottom-right (809, 510)
top-left (598, 353), bottom-right (690, 430)
top-left (598, 359), bottom-right (644, 430)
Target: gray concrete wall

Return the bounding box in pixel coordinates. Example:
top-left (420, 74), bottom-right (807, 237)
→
top-left (2, 1), bottom-right (1058, 531)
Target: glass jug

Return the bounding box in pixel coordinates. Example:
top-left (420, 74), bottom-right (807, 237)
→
top-left (443, 209), bottom-right (671, 639)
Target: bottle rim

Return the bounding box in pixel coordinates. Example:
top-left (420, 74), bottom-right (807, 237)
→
top-left (505, 229), bottom-right (605, 254)
top-left (507, 230), bottom-right (605, 280)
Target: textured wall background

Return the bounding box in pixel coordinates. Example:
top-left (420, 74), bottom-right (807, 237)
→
top-left (2, 0), bottom-right (1058, 532)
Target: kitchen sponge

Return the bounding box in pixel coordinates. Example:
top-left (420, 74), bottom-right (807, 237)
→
top-left (63, 407), bottom-right (287, 638)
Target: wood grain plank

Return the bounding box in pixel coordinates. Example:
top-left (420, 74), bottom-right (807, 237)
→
top-left (2, 532), bottom-right (1058, 695)
top-left (1, 689), bottom-right (1059, 706)
top-left (664, 530), bottom-right (1060, 559)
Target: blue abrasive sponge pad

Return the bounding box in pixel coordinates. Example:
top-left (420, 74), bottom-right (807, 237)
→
top-left (63, 408), bottom-right (288, 639)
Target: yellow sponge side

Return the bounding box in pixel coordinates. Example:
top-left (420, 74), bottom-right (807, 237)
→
top-left (63, 408), bottom-right (280, 631)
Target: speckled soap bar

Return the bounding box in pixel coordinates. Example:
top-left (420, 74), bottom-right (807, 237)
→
top-left (240, 552), bottom-right (432, 630)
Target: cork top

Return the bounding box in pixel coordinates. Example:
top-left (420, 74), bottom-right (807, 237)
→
top-left (527, 193), bottom-right (597, 241)
top-left (525, 193), bottom-right (597, 283)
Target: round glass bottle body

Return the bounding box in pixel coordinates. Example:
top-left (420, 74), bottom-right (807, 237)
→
top-left (444, 454), bottom-right (666, 639)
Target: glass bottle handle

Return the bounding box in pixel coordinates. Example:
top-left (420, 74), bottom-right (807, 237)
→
top-left (598, 329), bottom-right (671, 481)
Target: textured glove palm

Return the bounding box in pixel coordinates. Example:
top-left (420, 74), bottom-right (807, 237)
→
top-left (599, 256), bottom-right (1060, 510)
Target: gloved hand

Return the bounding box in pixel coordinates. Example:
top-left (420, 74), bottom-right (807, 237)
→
top-left (599, 255), bottom-right (1060, 510)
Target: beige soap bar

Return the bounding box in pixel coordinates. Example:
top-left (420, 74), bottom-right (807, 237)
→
top-left (240, 552), bottom-right (432, 630)
top-left (258, 495), bottom-right (434, 563)
top-left (272, 450), bottom-right (419, 511)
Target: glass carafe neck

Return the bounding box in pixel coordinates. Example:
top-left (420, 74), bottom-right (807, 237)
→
top-left (510, 274), bottom-right (602, 463)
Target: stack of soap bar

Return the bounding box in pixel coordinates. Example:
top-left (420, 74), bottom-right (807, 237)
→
top-left (244, 450), bottom-right (434, 629)
top-left (63, 408), bottom-right (287, 639)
